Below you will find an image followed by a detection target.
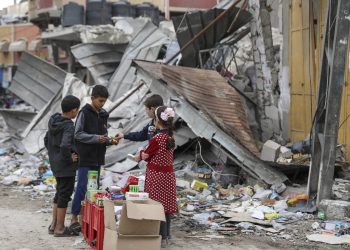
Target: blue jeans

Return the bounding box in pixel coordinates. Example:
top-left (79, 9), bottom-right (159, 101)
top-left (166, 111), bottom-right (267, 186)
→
top-left (71, 166), bottom-right (100, 216)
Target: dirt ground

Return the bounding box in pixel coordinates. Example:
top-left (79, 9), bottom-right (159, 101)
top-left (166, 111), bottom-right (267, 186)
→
top-left (0, 185), bottom-right (349, 250)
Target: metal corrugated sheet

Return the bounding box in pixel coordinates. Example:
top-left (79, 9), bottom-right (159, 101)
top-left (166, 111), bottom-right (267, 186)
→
top-left (136, 61), bottom-right (287, 184)
top-left (135, 61), bottom-right (260, 156)
top-left (71, 43), bottom-right (127, 86)
top-left (10, 52), bottom-right (65, 110)
top-left (0, 109), bottom-right (37, 134)
top-left (172, 7), bottom-right (251, 67)
top-left (107, 20), bottom-right (169, 100)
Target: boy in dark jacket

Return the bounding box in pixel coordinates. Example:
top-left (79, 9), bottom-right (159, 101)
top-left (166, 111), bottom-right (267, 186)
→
top-left (115, 94), bottom-right (164, 141)
top-left (70, 85), bottom-right (116, 230)
top-left (45, 95), bottom-right (80, 237)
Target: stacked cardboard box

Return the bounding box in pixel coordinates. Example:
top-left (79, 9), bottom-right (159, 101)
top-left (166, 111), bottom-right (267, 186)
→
top-left (103, 199), bottom-right (165, 250)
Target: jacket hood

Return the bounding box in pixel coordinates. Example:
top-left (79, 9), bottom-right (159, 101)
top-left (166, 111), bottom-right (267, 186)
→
top-left (48, 113), bottom-right (72, 135)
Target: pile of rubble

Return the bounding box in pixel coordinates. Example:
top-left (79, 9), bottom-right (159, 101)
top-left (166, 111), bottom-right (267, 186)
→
top-left (172, 163), bottom-right (350, 245)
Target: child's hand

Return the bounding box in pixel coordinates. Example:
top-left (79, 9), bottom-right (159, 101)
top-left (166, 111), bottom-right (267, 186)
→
top-left (134, 154), bottom-right (141, 162)
top-left (111, 138), bottom-right (119, 145)
top-left (115, 133), bottom-right (124, 140)
top-left (141, 152), bottom-right (149, 160)
top-left (99, 135), bottom-right (109, 143)
top-left (71, 153), bottom-right (78, 162)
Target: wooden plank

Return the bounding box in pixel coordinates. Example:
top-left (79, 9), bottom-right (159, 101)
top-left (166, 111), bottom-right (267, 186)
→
top-left (289, 0), bottom-right (316, 142)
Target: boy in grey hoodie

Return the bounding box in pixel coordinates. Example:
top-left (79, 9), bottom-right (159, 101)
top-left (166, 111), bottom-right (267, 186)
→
top-left (44, 95), bottom-right (80, 237)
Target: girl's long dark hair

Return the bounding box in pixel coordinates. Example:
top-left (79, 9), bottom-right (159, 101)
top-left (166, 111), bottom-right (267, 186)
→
top-left (156, 106), bottom-right (175, 150)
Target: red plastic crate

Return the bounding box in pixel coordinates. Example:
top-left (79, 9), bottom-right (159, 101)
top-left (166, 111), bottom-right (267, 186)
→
top-left (82, 220), bottom-right (89, 242)
top-left (92, 205), bottom-right (104, 230)
top-left (81, 200), bottom-right (93, 245)
top-left (85, 201), bottom-right (92, 224)
top-left (89, 204), bottom-right (105, 250)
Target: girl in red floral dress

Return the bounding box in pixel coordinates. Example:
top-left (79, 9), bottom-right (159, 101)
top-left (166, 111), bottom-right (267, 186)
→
top-left (137, 106), bottom-right (177, 247)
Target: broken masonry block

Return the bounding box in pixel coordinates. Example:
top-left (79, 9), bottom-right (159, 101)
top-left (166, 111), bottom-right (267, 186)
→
top-left (319, 199), bottom-right (350, 220)
top-left (260, 139), bottom-right (281, 162)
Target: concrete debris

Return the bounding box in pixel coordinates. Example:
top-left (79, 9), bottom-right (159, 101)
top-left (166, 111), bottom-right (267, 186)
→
top-left (318, 199), bottom-right (350, 220)
top-left (77, 24), bottom-right (131, 44)
top-left (260, 140), bottom-right (281, 162)
top-left (333, 178), bottom-right (350, 201)
top-left (307, 234), bottom-right (350, 245)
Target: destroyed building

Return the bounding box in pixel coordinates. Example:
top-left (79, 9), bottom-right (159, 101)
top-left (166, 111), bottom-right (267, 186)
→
top-left (1, 0), bottom-right (350, 248)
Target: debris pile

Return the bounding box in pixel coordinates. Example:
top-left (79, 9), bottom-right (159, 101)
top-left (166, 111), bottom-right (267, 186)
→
top-left (0, 142), bottom-right (56, 197)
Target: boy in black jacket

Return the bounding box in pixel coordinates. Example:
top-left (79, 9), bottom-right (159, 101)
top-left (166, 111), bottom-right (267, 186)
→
top-left (115, 94), bottom-right (164, 141)
top-left (45, 95), bottom-right (80, 237)
top-left (70, 85), bottom-right (116, 230)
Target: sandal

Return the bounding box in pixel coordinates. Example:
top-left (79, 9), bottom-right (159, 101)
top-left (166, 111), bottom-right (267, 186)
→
top-left (69, 222), bottom-right (81, 234)
top-left (48, 225), bottom-right (54, 235)
top-left (54, 227), bottom-right (79, 237)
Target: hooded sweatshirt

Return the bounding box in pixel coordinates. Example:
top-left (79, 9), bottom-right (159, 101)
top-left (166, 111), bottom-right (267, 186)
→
top-left (44, 113), bottom-right (77, 177)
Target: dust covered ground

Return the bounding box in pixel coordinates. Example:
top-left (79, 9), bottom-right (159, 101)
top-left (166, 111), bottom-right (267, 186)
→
top-left (1, 185), bottom-right (349, 250)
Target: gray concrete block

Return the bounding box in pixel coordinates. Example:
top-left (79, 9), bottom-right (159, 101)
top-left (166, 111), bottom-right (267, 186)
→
top-left (319, 199), bottom-right (350, 220)
top-left (260, 139), bottom-right (281, 162)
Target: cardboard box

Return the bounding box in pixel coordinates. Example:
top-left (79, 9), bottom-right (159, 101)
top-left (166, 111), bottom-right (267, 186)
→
top-left (104, 228), bottom-right (161, 250)
top-left (104, 199), bottom-right (165, 250)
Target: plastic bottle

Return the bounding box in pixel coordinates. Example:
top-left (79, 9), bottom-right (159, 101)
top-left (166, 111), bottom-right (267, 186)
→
top-left (138, 176), bottom-right (145, 192)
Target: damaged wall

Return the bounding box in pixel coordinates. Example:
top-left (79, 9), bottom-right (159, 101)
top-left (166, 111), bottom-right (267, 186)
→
top-left (249, 0), bottom-right (282, 142)
top-left (278, 0), bottom-right (290, 142)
